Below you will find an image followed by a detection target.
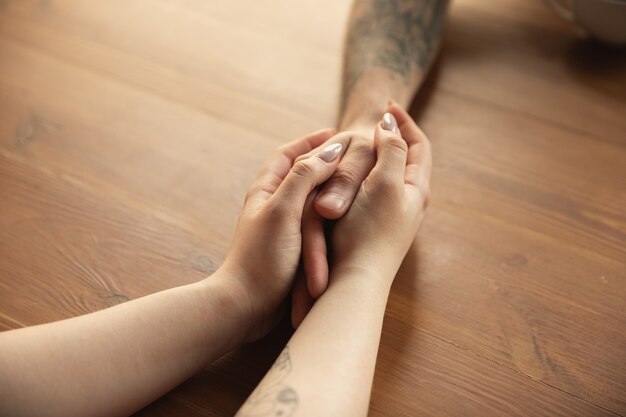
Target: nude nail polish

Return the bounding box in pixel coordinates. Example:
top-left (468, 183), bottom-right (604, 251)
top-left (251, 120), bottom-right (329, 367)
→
top-left (381, 113), bottom-right (399, 134)
top-left (317, 143), bottom-right (343, 162)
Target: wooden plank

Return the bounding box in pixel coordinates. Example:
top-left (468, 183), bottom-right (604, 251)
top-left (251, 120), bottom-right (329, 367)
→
top-left (407, 38), bottom-right (626, 413)
top-left (0, 0), bottom-right (624, 415)
top-left (0, 36), bottom-right (267, 249)
top-left (0, 151), bottom-right (217, 325)
top-left (370, 315), bottom-right (617, 417)
top-left (1, 25), bottom-right (623, 410)
top-left (441, 0), bottom-right (626, 143)
top-left (0, 0), bottom-right (347, 138)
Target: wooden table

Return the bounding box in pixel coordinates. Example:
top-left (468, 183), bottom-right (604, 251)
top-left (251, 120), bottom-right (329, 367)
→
top-left (1, 0), bottom-right (625, 415)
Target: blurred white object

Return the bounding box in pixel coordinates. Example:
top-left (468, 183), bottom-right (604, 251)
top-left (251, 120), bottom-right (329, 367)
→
top-left (544, 0), bottom-right (626, 44)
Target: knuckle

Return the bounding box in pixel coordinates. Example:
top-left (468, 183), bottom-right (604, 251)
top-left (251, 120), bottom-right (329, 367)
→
top-left (384, 136), bottom-right (408, 154)
top-left (372, 173), bottom-right (401, 194)
top-left (331, 164), bottom-right (364, 187)
top-left (294, 154), bottom-right (307, 164)
top-left (349, 139), bottom-right (375, 157)
top-left (290, 159), bottom-right (318, 179)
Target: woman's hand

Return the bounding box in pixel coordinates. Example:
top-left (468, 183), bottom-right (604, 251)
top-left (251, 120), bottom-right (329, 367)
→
top-left (332, 103), bottom-right (432, 283)
top-left (219, 129), bottom-right (349, 341)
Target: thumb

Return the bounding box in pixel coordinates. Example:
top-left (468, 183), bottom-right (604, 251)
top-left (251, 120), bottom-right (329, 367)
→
top-left (371, 112), bottom-right (408, 182)
top-left (270, 141), bottom-right (347, 215)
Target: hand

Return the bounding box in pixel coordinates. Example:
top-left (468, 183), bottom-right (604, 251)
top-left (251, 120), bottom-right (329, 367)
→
top-left (289, 130), bottom-right (376, 326)
top-left (219, 129), bottom-right (350, 341)
top-left (291, 103), bottom-right (431, 325)
top-left (332, 103), bottom-right (432, 282)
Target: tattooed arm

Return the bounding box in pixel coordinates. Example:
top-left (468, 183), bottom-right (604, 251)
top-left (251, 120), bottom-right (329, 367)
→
top-left (291, 0), bottom-right (446, 326)
top-left (240, 282), bottom-right (388, 417)
top-left (239, 105), bottom-right (433, 417)
top-left (340, 0), bottom-right (449, 132)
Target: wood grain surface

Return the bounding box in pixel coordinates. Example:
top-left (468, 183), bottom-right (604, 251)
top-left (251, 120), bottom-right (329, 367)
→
top-left (1, 0), bottom-right (625, 416)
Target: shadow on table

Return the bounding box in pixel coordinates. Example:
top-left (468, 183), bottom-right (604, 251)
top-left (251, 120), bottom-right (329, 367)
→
top-left (409, 50), bottom-right (444, 124)
top-left (564, 39), bottom-right (626, 77)
top-left (134, 317), bottom-right (293, 417)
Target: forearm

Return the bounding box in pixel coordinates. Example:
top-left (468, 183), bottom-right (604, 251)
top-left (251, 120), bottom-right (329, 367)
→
top-left (0, 272), bottom-right (251, 417)
top-left (237, 267), bottom-right (392, 417)
top-left (340, 0), bottom-right (448, 130)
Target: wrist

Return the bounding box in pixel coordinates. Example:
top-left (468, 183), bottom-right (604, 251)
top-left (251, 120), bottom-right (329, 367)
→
top-left (321, 264), bottom-right (393, 315)
top-left (339, 111), bottom-right (384, 135)
top-left (332, 238), bottom-right (408, 285)
top-left (339, 70), bottom-right (412, 132)
top-left (329, 261), bottom-right (396, 295)
top-left (198, 269), bottom-right (256, 348)
top-left (338, 121), bottom-right (379, 142)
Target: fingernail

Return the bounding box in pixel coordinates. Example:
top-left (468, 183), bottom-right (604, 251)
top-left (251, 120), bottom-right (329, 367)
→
top-left (317, 193), bottom-right (345, 211)
top-left (381, 113), bottom-right (399, 134)
top-left (317, 143), bottom-right (343, 163)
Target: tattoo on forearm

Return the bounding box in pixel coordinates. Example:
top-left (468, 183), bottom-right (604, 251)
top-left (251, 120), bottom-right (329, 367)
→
top-left (237, 346), bottom-right (298, 417)
top-left (342, 0), bottom-right (448, 92)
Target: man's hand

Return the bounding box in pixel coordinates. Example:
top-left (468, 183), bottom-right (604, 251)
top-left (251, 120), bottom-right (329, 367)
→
top-left (313, 131), bottom-right (376, 219)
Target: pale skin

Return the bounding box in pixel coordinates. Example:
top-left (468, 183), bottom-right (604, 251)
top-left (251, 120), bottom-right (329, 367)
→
top-left (293, 0), bottom-right (448, 327)
top-left (0, 104), bottom-right (432, 417)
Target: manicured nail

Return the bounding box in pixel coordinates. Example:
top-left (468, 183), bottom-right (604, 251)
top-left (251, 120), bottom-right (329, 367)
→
top-left (317, 143), bottom-right (343, 163)
top-left (317, 193), bottom-right (345, 211)
top-left (381, 113), bottom-right (399, 134)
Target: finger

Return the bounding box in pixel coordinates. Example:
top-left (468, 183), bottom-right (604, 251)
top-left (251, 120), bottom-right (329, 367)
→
top-left (314, 136), bottom-right (376, 219)
top-left (270, 138), bottom-right (349, 213)
top-left (302, 191), bottom-right (329, 299)
top-left (291, 270), bottom-right (314, 328)
top-left (293, 131), bottom-right (352, 163)
top-left (246, 128), bottom-right (336, 204)
top-left (370, 113), bottom-right (409, 183)
top-left (278, 128), bottom-right (338, 163)
top-left (388, 102), bottom-right (433, 188)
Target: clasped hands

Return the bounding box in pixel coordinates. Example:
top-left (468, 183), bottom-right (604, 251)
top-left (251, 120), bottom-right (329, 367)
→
top-left (219, 103), bottom-right (432, 341)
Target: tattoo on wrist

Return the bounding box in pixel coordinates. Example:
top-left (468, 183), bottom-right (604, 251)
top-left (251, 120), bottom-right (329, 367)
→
top-left (237, 346), bottom-right (298, 417)
top-left (342, 0), bottom-right (448, 99)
